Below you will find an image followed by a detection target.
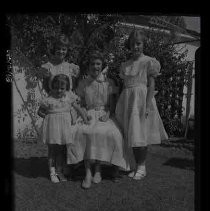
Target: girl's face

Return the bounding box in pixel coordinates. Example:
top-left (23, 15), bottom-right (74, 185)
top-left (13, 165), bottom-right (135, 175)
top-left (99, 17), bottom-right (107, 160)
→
top-left (52, 79), bottom-right (67, 98)
top-left (55, 46), bottom-right (68, 61)
top-left (130, 36), bottom-right (144, 58)
top-left (89, 58), bottom-right (103, 79)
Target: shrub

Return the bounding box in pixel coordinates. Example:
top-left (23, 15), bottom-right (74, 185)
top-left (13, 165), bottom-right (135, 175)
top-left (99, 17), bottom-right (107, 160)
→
top-left (9, 14), bottom-right (191, 138)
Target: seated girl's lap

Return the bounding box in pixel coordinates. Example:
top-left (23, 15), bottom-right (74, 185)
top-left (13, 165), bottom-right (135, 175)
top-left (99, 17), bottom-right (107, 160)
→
top-left (76, 119), bottom-right (122, 139)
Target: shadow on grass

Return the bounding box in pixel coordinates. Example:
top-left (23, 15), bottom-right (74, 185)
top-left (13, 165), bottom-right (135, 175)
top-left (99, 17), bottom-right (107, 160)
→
top-left (14, 157), bottom-right (85, 180)
top-left (161, 139), bottom-right (194, 152)
top-left (14, 157), bottom-right (49, 178)
top-left (163, 157), bottom-right (194, 171)
top-left (14, 158), bottom-right (124, 181)
top-left (71, 163), bottom-right (123, 181)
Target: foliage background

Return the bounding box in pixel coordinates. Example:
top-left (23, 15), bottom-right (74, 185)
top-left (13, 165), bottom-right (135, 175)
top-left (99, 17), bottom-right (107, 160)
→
top-left (9, 14), bottom-right (193, 140)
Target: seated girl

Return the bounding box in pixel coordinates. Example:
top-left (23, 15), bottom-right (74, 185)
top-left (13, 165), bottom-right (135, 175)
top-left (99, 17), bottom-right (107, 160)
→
top-left (66, 51), bottom-right (131, 189)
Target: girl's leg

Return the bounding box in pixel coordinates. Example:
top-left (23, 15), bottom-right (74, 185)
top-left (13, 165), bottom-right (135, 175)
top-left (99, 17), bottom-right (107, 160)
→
top-left (92, 160), bottom-right (102, 184)
top-left (82, 160), bottom-right (93, 189)
top-left (48, 144), bottom-right (55, 171)
top-left (48, 144), bottom-right (59, 183)
top-left (56, 145), bottom-right (67, 181)
top-left (62, 146), bottom-right (71, 177)
top-left (132, 147), bottom-right (147, 180)
top-left (112, 165), bottom-right (121, 183)
top-left (133, 146), bottom-right (148, 166)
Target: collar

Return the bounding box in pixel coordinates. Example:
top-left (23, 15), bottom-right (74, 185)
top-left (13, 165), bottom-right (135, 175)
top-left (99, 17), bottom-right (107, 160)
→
top-left (88, 74), bottom-right (106, 83)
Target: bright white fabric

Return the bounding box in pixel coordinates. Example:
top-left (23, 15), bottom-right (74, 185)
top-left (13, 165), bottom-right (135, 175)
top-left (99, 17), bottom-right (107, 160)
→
top-left (67, 76), bottom-right (131, 170)
top-left (41, 61), bottom-right (80, 124)
top-left (116, 54), bottom-right (168, 147)
top-left (40, 93), bottom-right (76, 145)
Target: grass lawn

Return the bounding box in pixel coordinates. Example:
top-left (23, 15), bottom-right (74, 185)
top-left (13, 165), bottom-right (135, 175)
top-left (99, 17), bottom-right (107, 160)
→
top-left (13, 138), bottom-right (194, 211)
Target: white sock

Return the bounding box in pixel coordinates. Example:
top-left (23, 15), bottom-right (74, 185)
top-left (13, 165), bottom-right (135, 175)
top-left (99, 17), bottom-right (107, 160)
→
top-left (50, 167), bottom-right (56, 174)
top-left (137, 165), bottom-right (146, 171)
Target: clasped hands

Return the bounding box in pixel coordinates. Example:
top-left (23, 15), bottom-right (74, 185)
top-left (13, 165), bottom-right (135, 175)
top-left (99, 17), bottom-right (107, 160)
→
top-left (83, 111), bottom-right (109, 125)
top-left (99, 111), bottom-right (110, 122)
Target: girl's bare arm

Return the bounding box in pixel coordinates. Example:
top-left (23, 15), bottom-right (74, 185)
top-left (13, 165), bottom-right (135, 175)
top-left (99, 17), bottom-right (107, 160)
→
top-left (146, 76), bottom-right (155, 111)
top-left (72, 102), bottom-right (89, 123)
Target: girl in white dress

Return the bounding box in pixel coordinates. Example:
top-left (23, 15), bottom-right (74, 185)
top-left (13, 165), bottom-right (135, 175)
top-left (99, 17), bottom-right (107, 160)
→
top-left (38, 74), bottom-right (89, 183)
top-left (115, 29), bottom-right (168, 180)
top-left (67, 51), bottom-right (130, 189)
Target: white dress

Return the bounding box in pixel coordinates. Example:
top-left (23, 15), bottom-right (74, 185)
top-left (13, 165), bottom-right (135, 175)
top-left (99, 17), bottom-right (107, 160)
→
top-left (146, 95), bottom-right (168, 144)
top-left (67, 76), bottom-right (131, 171)
top-left (41, 61), bottom-right (80, 123)
top-left (40, 93), bottom-right (77, 145)
top-left (115, 54), bottom-right (168, 148)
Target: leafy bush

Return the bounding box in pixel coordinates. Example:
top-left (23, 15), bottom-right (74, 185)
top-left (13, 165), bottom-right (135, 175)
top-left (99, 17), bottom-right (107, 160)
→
top-left (143, 29), bottom-right (193, 136)
top-left (9, 14), bottom-right (191, 138)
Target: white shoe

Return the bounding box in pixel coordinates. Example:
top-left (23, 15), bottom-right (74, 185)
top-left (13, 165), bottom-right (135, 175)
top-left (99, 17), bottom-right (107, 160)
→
top-left (128, 171), bottom-right (135, 178)
top-left (133, 166), bottom-right (146, 180)
top-left (50, 173), bottom-right (60, 183)
top-left (82, 176), bottom-right (92, 189)
top-left (92, 172), bottom-right (102, 184)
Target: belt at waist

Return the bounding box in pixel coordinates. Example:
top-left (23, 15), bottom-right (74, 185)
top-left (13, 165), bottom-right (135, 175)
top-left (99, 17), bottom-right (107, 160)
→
top-left (123, 83), bottom-right (147, 89)
top-left (48, 110), bottom-right (70, 114)
top-left (87, 105), bottom-right (107, 111)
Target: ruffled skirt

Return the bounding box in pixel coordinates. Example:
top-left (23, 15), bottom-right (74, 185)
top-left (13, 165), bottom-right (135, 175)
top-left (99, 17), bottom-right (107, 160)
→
top-left (41, 112), bottom-right (73, 145)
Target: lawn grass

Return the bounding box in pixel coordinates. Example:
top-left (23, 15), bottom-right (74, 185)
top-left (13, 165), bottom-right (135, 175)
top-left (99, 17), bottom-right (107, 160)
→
top-left (13, 139), bottom-right (194, 211)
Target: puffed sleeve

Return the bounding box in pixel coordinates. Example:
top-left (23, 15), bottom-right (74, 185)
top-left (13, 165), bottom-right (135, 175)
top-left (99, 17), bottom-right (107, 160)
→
top-left (41, 62), bottom-right (50, 69)
top-left (147, 58), bottom-right (161, 78)
top-left (39, 62), bottom-right (52, 78)
top-left (108, 78), bottom-right (119, 95)
top-left (69, 63), bottom-right (80, 78)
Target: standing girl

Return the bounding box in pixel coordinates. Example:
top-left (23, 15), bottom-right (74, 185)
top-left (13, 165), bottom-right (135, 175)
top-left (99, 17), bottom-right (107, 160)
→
top-left (40, 34), bottom-right (79, 90)
top-left (38, 74), bottom-right (89, 183)
top-left (115, 29), bottom-right (168, 180)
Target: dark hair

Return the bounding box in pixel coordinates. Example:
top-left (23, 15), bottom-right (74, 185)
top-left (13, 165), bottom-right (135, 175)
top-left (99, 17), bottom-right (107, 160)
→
top-left (51, 74), bottom-right (70, 91)
top-left (126, 29), bottom-right (146, 50)
top-left (88, 50), bottom-right (106, 70)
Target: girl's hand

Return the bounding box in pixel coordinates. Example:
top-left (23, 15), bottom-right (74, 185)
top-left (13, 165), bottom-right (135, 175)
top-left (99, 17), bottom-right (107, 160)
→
top-left (99, 113), bottom-right (109, 122)
top-left (71, 118), bottom-right (77, 125)
top-left (69, 144), bottom-right (78, 159)
top-left (145, 108), bottom-right (150, 119)
top-left (82, 114), bottom-right (92, 125)
top-left (87, 115), bottom-right (92, 121)
top-left (37, 106), bottom-right (49, 118)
